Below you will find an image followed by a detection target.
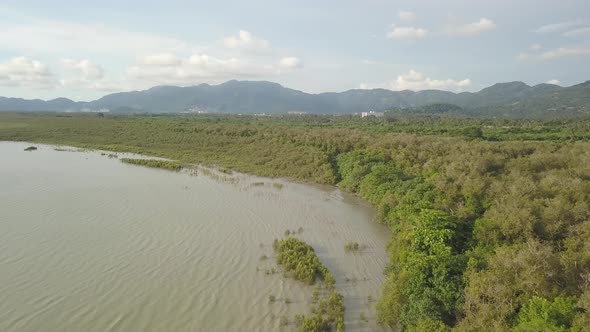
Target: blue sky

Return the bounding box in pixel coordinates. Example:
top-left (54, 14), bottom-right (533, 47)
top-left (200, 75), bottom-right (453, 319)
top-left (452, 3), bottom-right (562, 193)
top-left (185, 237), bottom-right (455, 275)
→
top-left (0, 0), bottom-right (589, 100)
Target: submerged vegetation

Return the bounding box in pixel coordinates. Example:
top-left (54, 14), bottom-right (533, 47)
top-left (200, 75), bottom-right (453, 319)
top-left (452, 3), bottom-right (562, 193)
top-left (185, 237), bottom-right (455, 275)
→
top-left (344, 241), bottom-right (361, 252)
top-left (120, 158), bottom-right (182, 171)
top-left (1, 112), bottom-right (589, 330)
top-left (273, 237), bottom-right (344, 331)
top-left (273, 237), bottom-right (333, 286)
top-left (101, 152), bottom-right (119, 158)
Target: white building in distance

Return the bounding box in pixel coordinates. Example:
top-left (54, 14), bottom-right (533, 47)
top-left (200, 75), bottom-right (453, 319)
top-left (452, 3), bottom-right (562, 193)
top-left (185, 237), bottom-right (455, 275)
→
top-left (361, 111), bottom-right (384, 118)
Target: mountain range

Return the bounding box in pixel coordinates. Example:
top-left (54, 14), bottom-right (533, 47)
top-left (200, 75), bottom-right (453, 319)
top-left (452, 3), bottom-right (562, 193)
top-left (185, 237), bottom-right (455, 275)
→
top-left (1, 80), bottom-right (589, 118)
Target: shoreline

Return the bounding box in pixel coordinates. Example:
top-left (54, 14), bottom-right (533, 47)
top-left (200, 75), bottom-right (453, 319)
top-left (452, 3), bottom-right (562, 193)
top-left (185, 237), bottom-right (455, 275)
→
top-left (1, 139), bottom-right (375, 209)
top-left (1, 140), bottom-right (392, 330)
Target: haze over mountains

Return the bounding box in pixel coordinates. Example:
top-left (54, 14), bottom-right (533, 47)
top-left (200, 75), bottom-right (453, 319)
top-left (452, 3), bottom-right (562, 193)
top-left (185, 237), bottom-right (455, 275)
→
top-left (1, 80), bottom-right (589, 118)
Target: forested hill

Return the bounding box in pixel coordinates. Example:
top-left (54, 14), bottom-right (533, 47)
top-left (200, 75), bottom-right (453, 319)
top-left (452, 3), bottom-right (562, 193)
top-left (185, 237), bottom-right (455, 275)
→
top-left (1, 79), bottom-right (589, 118)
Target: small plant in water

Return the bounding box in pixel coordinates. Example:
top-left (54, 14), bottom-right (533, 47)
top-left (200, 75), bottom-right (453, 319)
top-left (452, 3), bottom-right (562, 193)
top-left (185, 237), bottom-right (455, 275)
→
top-left (279, 315), bottom-right (289, 326)
top-left (219, 167), bottom-right (232, 174)
top-left (311, 289), bottom-right (320, 303)
top-left (269, 295), bottom-right (276, 303)
top-left (360, 311), bottom-right (368, 323)
top-left (284, 229), bottom-right (291, 236)
top-left (260, 254), bottom-right (268, 261)
top-left (273, 182), bottom-right (284, 189)
top-left (294, 314), bottom-right (304, 327)
top-left (344, 241), bottom-right (361, 251)
top-left (285, 297), bottom-right (292, 304)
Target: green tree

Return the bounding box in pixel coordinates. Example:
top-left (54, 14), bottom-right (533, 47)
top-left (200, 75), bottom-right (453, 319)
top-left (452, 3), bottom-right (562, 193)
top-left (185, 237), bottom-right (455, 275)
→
top-left (513, 296), bottom-right (577, 331)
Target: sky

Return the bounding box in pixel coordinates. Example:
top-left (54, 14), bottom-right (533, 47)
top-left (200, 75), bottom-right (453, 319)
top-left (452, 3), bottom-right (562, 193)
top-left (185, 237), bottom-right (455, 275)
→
top-left (0, 0), bottom-right (589, 101)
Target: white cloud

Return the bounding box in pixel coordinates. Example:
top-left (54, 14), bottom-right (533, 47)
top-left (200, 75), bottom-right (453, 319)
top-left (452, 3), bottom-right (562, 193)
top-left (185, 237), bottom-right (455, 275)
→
top-left (536, 19), bottom-right (590, 38)
top-left (126, 53), bottom-right (283, 85)
top-left (446, 18), bottom-right (496, 36)
top-left (127, 53), bottom-right (302, 86)
top-left (517, 46), bottom-right (590, 61)
top-left (360, 69), bottom-right (471, 92)
top-left (62, 59), bottom-right (104, 80)
top-left (362, 59), bottom-right (378, 65)
top-left (61, 52), bottom-right (286, 92)
top-left (387, 26), bottom-right (428, 40)
top-left (223, 30), bottom-right (270, 52)
top-left (0, 56), bottom-right (55, 88)
top-left (86, 80), bottom-right (130, 92)
top-left (563, 27), bottom-right (590, 38)
top-left (539, 47), bottom-right (590, 60)
top-left (530, 44), bottom-right (542, 51)
top-left (0, 16), bottom-right (191, 57)
top-left (142, 53), bottom-right (181, 66)
top-left (0, 12), bottom-right (303, 93)
top-left (516, 52), bottom-right (530, 61)
top-left (534, 19), bottom-right (587, 33)
top-left (59, 59), bottom-right (111, 91)
top-left (398, 11), bottom-right (416, 22)
top-left (546, 79), bottom-right (560, 85)
top-left (279, 57), bottom-right (302, 69)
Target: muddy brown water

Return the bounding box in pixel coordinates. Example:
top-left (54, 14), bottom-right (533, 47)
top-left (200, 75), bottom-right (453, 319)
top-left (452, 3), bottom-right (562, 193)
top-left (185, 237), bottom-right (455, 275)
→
top-left (0, 142), bottom-right (391, 331)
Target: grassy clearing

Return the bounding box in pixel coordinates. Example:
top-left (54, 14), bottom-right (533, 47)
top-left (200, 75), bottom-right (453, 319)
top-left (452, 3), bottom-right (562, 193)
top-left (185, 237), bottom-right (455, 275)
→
top-left (0, 122), bottom-right (29, 130)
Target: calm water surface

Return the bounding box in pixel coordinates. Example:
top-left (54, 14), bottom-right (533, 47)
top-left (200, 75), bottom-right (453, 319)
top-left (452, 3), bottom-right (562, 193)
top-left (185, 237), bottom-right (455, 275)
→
top-left (0, 142), bottom-right (391, 332)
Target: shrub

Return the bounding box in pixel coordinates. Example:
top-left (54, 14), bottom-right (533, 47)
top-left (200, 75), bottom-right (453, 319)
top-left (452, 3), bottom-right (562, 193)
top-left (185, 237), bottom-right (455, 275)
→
top-left (279, 315), bottom-right (289, 326)
top-left (359, 311), bottom-right (368, 322)
top-left (273, 237), bottom-right (345, 331)
top-left (120, 158), bottom-right (182, 171)
top-left (344, 241), bottom-right (360, 251)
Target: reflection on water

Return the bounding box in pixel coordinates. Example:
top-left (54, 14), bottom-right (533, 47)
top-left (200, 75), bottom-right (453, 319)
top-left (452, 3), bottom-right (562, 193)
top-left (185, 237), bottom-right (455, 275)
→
top-left (0, 142), bottom-right (391, 332)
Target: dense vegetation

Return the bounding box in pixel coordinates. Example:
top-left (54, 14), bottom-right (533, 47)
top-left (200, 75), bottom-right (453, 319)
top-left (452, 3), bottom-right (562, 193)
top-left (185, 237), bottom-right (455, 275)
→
top-left (1, 112), bottom-right (589, 330)
top-left (273, 237), bottom-right (334, 286)
top-left (120, 158), bottom-right (183, 171)
top-left (273, 237), bottom-right (344, 331)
